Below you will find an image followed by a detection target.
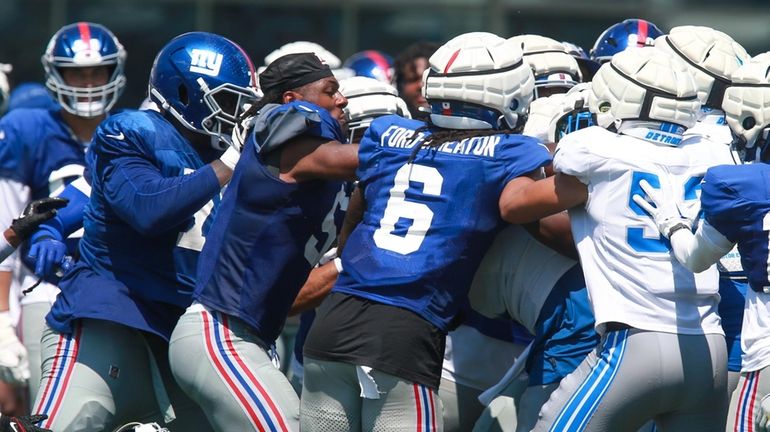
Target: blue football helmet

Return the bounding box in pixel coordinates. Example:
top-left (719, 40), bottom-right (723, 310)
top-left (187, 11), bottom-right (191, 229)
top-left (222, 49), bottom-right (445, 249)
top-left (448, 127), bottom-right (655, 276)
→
top-left (42, 22), bottom-right (126, 117)
top-left (590, 19), bottom-right (663, 63)
top-left (8, 82), bottom-right (59, 112)
top-left (343, 50), bottom-right (394, 84)
top-left (148, 32), bottom-right (259, 150)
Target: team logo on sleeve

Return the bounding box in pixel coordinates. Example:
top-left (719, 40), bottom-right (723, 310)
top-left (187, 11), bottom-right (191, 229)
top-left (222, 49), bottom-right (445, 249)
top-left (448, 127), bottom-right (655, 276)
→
top-left (190, 49), bottom-right (223, 77)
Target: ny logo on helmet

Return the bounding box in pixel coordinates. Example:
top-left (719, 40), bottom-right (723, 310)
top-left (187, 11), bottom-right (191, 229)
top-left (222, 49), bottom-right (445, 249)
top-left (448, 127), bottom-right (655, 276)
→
top-left (190, 49), bottom-right (223, 77)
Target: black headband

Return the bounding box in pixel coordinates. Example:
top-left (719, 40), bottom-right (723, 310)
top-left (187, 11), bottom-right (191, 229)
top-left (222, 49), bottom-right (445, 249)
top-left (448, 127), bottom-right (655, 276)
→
top-left (259, 52), bottom-right (334, 94)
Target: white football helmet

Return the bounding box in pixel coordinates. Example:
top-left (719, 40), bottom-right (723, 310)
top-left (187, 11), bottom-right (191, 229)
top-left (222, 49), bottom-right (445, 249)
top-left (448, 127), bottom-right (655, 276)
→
top-left (589, 47), bottom-right (700, 130)
top-left (0, 63), bottom-right (11, 115)
top-left (423, 32), bottom-right (535, 130)
top-left (261, 41), bottom-right (353, 80)
top-left (339, 76), bottom-right (410, 142)
top-left (722, 53), bottom-right (770, 162)
top-left (655, 26), bottom-right (749, 109)
top-left (508, 34), bottom-right (581, 98)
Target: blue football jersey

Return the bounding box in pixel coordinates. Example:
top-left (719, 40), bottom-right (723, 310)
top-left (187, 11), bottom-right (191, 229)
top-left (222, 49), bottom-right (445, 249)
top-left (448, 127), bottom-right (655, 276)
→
top-left (333, 115), bottom-right (552, 331)
top-left (702, 163), bottom-right (770, 292)
top-left (0, 107), bottom-right (86, 199)
top-left (47, 110), bottom-right (222, 340)
top-left (194, 101), bottom-right (349, 344)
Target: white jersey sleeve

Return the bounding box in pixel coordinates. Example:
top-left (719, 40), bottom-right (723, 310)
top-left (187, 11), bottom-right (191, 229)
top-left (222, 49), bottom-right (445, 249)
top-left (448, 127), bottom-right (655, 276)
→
top-left (552, 130), bottom-right (599, 184)
top-left (468, 224), bottom-right (577, 333)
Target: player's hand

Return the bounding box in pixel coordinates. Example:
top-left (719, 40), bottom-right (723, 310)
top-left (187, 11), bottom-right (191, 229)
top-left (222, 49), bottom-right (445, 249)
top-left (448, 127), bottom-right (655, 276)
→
top-left (10, 197), bottom-right (69, 240)
top-left (632, 179), bottom-right (692, 239)
top-left (0, 314), bottom-right (28, 386)
top-left (756, 394), bottom-right (770, 432)
top-left (0, 414), bottom-right (51, 432)
top-left (27, 237), bottom-right (68, 277)
top-left (230, 115), bottom-right (255, 153)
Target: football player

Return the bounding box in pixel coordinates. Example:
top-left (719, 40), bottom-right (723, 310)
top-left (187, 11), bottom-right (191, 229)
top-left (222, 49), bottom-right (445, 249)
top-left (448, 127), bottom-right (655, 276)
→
top-left (168, 52), bottom-right (357, 431)
top-left (299, 31), bottom-right (549, 431)
top-left (632, 53), bottom-right (770, 432)
top-left (590, 18), bottom-right (663, 64)
top-left (0, 22), bottom-right (126, 401)
top-left (31, 31), bottom-right (255, 431)
top-left (655, 25), bottom-right (751, 403)
top-left (501, 48), bottom-right (733, 430)
top-left (343, 50), bottom-right (394, 84)
top-left (393, 41), bottom-right (440, 118)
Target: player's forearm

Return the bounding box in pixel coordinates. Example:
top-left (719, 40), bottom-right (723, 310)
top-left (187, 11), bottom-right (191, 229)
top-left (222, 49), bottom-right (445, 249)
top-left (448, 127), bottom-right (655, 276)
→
top-left (208, 159), bottom-right (235, 187)
top-left (109, 164), bottom-right (220, 235)
top-left (500, 173), bottom-right (587, 224)
top-left (0, 272), bottom-right (11, 312)
top-left (523, 211), bottom-right (578, 260)
top-left (669, 224), bottom-right (734, 273)
top-left (290, 261), bottom-right (339, 315)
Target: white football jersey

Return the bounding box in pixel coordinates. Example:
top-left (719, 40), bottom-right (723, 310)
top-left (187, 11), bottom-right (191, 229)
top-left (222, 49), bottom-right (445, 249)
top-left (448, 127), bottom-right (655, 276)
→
top-left (684, 109), bottom-right (733, 147)
top-left (742, 290), bottom-right (770, 372)
top-left (554, 126), bottom-right (733, 335)
top-left (467, 224), bottom-right (577, 333)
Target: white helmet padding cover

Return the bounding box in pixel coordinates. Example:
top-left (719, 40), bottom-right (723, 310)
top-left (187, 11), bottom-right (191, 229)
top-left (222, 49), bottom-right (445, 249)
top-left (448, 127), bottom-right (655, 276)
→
top-left (423, 32), bottom-right (535, 130)
top-left (655, 26), bottom-right (749, 109)
top-left (589, 47), bottom-right (700, 130)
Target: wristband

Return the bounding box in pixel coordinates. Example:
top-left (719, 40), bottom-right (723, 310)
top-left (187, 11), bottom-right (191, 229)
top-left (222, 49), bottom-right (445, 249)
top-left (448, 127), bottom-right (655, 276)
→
top-left (333, 257), bottom-right (343, 273)
top-left (667, 222), bottom-right (691, 239)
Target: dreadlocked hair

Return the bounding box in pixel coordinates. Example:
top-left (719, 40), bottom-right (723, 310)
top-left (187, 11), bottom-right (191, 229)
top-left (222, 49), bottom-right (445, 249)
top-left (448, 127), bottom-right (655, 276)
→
top-left (241, 88), bottom-right (284, 120)
top-left (406, 116), bottom-right (522, 163)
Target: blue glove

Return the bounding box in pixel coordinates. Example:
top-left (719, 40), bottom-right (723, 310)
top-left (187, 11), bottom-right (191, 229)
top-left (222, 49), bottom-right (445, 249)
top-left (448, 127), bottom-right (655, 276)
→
top-left (27, 236), bottom-right (67, 277)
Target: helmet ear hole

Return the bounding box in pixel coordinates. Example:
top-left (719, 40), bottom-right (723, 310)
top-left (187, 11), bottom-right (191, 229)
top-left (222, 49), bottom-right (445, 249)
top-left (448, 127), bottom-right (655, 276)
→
top-left (743, 116), bottom-right (756, 130)
top-left (178, 84), bottom-right (188, 106)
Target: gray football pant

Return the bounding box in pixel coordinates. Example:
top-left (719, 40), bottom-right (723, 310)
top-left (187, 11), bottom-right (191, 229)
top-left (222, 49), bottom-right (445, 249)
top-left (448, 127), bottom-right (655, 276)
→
top-left (472, 373), bottom-right (556, 432)
top-left (22, 301), bottom-right (50, 404)
top-left (726, 365), bottom-right (770, 431)
top-left (439, 377), bottom-right (485, 432)
top-left (301, 357), bottom-right (444, 431)
top-left (169, 307), bottom-right (299, 432)
top-left (532, 329), bottom-right (728, 432)
top-left (32, 319), bottom-right (213, 432)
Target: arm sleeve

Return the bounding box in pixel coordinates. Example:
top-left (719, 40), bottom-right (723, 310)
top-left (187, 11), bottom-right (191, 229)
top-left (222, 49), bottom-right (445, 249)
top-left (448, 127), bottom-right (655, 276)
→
top-left (552, 135), bottom-right (594, 185)
top-left (103, 156), bottom-right (220, 236)
top-left (668, 220), bottom-right (735, 273)
top-left (31, 176), bottom-right (91, 242)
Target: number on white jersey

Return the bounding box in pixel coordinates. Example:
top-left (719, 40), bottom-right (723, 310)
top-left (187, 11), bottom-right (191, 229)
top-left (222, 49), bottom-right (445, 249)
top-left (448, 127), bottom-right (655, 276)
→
top-left (304, 184), bottom-right (350, 266)
top-left (373, 163), bottom-right (443, 254)
top-left (176, 168), bottom-right (217, 252)
top-left (627, 171), bottom-right (702, 253)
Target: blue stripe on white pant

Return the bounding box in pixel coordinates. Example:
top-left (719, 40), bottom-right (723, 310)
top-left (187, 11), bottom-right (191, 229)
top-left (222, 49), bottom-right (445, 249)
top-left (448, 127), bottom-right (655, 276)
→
top-left (549, 329), bottom-right (629, 432)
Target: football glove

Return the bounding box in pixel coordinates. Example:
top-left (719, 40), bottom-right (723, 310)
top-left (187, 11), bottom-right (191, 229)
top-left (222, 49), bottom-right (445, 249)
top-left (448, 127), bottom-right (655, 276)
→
top-left (0, 313), bottom-right (28, 385)
top-left (27, 237), bottom-right (67, 278)
top-left (0, 414), bottom-right (51, 432)
top-left (10, 197), bottom-right (68, 240)
top-left (632, 179), bottom-right (692, 239)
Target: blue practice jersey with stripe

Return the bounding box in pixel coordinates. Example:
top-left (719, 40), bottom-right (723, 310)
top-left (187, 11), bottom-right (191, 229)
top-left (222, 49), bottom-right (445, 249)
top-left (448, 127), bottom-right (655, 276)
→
top-left (0, 107), bottom-right (86, 199)
top-left (333, 115), bottom-right (552, 332)
top-left (47, 110), bottom-right (223, 340)
top-left (194, 101), bottom-right (349, 344)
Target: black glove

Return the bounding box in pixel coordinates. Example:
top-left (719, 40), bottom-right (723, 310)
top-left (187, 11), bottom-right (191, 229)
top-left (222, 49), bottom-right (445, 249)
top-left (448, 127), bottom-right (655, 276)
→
top-left (0, 414), bottom-right (52, 432)
top-left (10, 197), bottom-right (69, 240)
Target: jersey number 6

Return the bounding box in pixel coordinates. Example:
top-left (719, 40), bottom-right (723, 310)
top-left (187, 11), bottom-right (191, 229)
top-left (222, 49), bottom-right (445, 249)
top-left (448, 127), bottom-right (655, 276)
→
top-left (374, 164), bottom-right (443, 255)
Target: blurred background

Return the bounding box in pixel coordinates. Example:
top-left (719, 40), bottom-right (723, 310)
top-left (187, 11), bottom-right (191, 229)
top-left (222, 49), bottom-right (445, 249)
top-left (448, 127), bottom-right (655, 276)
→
top-left (2, 0), bottom-right (768, 109)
